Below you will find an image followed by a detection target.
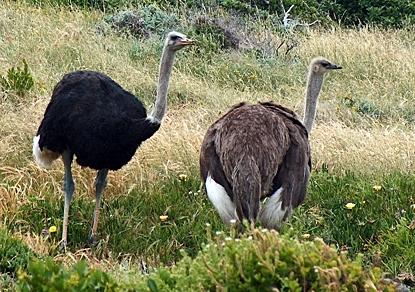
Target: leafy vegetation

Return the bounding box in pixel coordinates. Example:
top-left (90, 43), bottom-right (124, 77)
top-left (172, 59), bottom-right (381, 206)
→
top-left (15, 229), bottom-right (401, 291)
top-left (20, 0), bottom-right (415, 28)
top-left (0, 228), bottom-right (37, 275)
top-left (1, 59), bottom-right (34, 98)
top-left (17, 257), bottom-right (120, 292)
top-left (103, 5), bottom-right (180, 38)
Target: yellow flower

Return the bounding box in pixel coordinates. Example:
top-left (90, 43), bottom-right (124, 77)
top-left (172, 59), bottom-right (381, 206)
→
top-left (373, 185), bottom-right (382, 191)
top-left (358, 221), bottom-right (365, 226)
top-left (178, 174), bottom-right (187, 181)
top-left (346, 203), bottom-right (356, 210)
top-left (302, 233), bottom-right (311, 239)
top-left (159, 215), bottom-right (168, 222)
top-left (49, 226), bottom-right (57, 233)
top-left (411, 204), bottom-right (415, 211)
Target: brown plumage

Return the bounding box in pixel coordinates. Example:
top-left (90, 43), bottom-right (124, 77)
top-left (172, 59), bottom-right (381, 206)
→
top-left (200, 57), bottom-right (341, 230)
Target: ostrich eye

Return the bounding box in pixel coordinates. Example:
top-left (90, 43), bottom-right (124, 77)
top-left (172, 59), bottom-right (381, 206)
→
top-left (321, 62), bottom-right (329, 67)
top-left (170, 35), bottom-right (181, 41)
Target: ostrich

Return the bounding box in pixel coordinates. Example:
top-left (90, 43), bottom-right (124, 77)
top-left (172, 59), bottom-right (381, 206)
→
top-left (33, 31), bottom-right (194, 248)
top-left (199, 57), bottom-right (341, 230)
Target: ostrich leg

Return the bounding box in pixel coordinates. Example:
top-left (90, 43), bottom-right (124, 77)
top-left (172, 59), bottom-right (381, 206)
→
top-left (88, 168), bottom-right (109, 244)
top-left (61, 151), bottom-right (75, 250)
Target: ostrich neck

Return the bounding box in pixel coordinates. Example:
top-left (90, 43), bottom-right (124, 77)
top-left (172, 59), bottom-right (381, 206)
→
top-left (302, 72), bottom-right (324, 134)
top-left (148, 48), bottom-right (176, 123)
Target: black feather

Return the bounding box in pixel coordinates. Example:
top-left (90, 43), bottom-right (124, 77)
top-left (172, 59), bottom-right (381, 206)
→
top-left (36, 70), bottom-right (160, 170)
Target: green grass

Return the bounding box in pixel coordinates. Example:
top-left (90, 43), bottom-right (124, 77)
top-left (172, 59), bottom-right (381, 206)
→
top-left (283, 170), bottom-right (415, 274)
top-left (3, 172), bottom-right (226, 262)
top-left (3, 167), bottom-right (415, 277)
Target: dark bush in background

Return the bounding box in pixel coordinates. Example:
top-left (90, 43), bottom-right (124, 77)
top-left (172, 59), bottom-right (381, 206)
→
top-left (22, 0), bottom-right (415, 28)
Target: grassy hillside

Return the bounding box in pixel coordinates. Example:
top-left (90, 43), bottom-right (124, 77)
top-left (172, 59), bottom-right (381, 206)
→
top-left (1, 1), bottom-right (415, 290)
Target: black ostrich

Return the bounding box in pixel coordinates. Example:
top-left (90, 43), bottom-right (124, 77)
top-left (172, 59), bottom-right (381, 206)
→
top-left (33, 31), bottom-right (194, 248)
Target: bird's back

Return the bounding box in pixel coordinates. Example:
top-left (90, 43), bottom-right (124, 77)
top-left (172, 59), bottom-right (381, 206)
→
top-left (200, 102), bottom-right (310, 221)
top-left (36, 71), bottom-right (159, 170)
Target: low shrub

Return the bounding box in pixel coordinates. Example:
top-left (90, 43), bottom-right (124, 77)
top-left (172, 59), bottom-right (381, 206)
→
top-left (17, 258), bottom-right (120, 292)
top-left (104, 5), bottom-right (180, 38)
top-left (16, 227), bottom-right (401, 291)
top-left (1, 59), bottom-right (34, 98)
top-left (144, 227), bottom-right (398, 291)
top-left (0, 228), bottom-right (36, 276)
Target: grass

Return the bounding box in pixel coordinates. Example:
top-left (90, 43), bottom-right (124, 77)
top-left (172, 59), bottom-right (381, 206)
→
top-left (1, 0), bottom-right (415, 289)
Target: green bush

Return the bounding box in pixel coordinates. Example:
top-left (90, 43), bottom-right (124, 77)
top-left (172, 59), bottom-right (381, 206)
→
top-left (322, 0), bottom-right (415, 28)
top-left (227, 0), bottom-right (415, 28)
top-left (21, 0), bottom-right (415, 28)
top-left (104, 5), bottom-right (180, 38)
top-left (16, 228), bottom-right (400, 291)
top-left (0, 228), bottom-right (36, 275)
top-left (17, 258), bottom-right (120, 292)
top-left (143, 227), bottom-right (397, 291)
top-left (22, 0), bottom-right (124, 11)
top-left (1, 59), bottom-right (34, 98)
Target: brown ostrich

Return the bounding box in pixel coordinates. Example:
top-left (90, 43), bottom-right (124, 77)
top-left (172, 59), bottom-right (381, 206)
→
top-left (199, 57), bottom-right (341, 230)
top-left (33, 32), bottom-right (194, 248)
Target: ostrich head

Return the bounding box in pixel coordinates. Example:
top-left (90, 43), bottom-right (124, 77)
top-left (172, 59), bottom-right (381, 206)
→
top-left (303, 56), bottom-right (342, 134)
top-left (165, 31), bottom-right (195, 51)
top-left (310, 57), bottom-right (342, 75)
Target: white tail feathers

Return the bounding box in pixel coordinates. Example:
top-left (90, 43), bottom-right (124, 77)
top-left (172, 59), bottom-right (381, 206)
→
top-left (258, 187), bottom-right (290, 231)
top-left (32, 135), bottom-right (60, 169)
top-left (205, 174), bottom-right (237, 225)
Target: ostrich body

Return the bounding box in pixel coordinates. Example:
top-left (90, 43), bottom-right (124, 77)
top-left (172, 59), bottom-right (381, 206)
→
top-left (200, 57), bottom-right (341, 230)
top-left (33, 32), bottom-right (194, 248)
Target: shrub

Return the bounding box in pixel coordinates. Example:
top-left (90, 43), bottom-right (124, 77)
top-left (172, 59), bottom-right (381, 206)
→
top-left (0, 228), bottom-right (36, 276)
top-left (23, 0), bottom-right (125, 11)
top-left (322, 0), bottom-right (415, 28)
top-left (1, 60), bottom-right (34, 98)
top-left (17, 258), bottom-right (120, 292)
top-left (104, 5), bottom-right (180, 38)
top-left (15, 227), bottom-right (401, 291)
top-left (144, 227), bottom-right (398, 291)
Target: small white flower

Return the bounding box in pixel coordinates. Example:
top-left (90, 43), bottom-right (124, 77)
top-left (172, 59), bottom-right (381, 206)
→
top-left (205, 244), bottom-right (210, 248)
top-left (215, 231), bottom-right (222, 235)
top-left (247, 236), bottom-right (253, 240)
top-left (225, 237), bottom-right (232, 241)
top-left (229, 219), bottom-right (237, 224)
top-left (206, 223), bottom-right (211, 227)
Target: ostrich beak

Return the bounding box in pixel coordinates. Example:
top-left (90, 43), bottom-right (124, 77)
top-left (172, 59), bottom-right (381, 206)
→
top-left (179, 38), bottom-right (195, 46)
top-left (331, 64), bottom-right (342, 70)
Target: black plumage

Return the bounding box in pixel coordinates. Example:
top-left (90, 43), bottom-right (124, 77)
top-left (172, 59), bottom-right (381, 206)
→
top-left (36, 71), bottom-right (160, 170)
top-left (33, 32), bottom-right (194, 248)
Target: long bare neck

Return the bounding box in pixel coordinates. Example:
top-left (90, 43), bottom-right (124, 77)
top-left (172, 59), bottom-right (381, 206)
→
top-left (302, 71), bottom-right (324, 134)
top-left (148, 47), bottom-right (176, 123)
